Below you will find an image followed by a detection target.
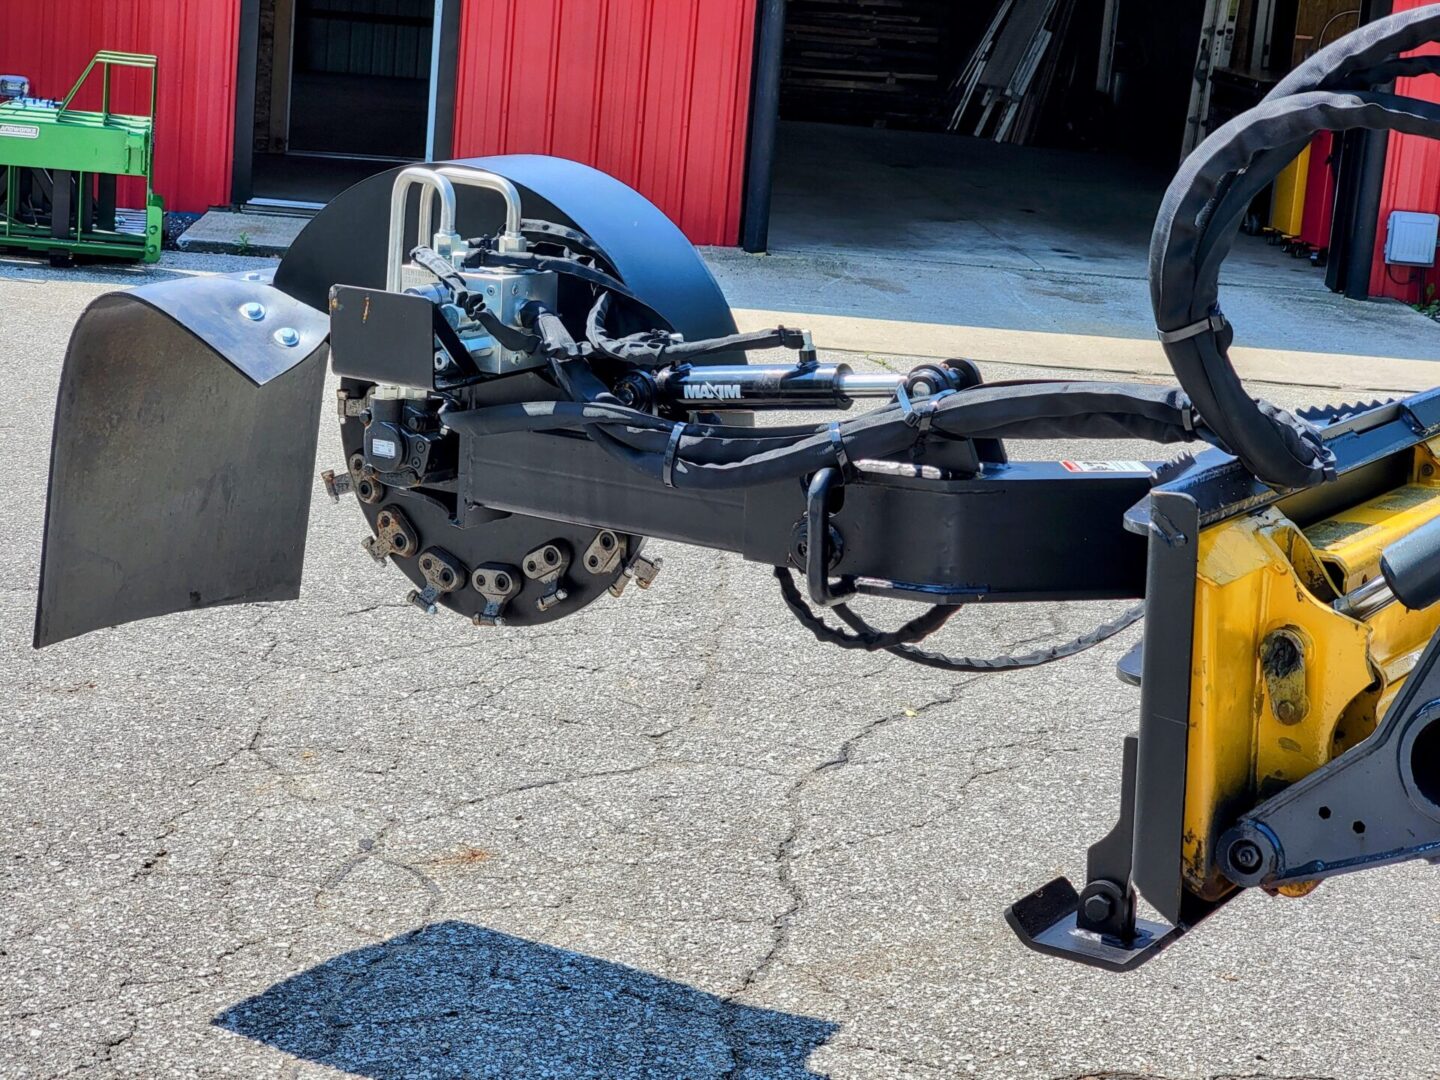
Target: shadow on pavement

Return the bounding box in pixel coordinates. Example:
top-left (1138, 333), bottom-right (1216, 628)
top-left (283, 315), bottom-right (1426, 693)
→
top-left (214, 920), bottom-right (837, 1079)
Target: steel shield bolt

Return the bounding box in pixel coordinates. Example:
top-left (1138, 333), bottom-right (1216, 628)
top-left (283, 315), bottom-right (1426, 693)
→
top-left (274, 327), bottom-right (301, 348)
top-left (240, 301), bottom-right (266, 321)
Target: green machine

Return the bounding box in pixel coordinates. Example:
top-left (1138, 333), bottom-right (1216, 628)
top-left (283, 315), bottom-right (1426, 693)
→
top-left (0, 52), bottom-right (163, 265)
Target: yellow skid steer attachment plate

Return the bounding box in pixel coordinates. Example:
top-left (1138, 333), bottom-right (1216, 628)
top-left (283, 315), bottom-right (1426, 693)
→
top-left (1184, 440), bottom-right (1440, 898)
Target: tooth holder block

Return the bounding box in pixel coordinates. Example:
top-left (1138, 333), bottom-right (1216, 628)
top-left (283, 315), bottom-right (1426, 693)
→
top-left (0, 51), bottom-right (163, 264)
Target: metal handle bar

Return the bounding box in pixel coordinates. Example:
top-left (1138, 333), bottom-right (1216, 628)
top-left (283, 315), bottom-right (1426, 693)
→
top-left (418, 166), bottom-right (526, 255)
top-left (388, 165), bottom-right (528, 292)
top-left (387, 167), bottom-right (460, 292)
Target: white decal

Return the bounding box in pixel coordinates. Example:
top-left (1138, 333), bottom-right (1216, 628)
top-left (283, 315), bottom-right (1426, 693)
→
top-left (683, 384), bottom-right (744, 402)
top-left (1061, 460), bottom-right (1152, 474)
top-left (372, 438), bottom-right (399, 459)
top-left (0, 124), bottom-right (39, 139)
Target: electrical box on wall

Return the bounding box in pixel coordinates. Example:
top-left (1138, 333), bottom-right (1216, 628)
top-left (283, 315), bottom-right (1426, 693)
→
top-left (1385, 210), bottom-right (1440, 267)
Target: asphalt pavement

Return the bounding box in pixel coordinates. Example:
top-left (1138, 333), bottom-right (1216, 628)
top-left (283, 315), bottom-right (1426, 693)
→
top-left (2, 252), bottom-right (1439, 1079)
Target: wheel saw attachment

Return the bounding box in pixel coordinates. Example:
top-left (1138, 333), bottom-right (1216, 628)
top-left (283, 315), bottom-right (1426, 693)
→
top-left (32, 7), bottom-right (1440, 973)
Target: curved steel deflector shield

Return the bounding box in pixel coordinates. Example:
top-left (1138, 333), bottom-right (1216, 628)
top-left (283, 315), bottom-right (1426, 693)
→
top-left (275, 155), bottom-right (740, 350)
top-left (34, 272), bottom-right (328, 647)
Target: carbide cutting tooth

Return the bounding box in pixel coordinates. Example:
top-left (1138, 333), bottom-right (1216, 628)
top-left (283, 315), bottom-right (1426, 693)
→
top-left (631, 555), bottom-right (663, 589)
top-left (611, 553), bottom-right (664, 597)
top-left (406, 587), bottom-right (439, 615)
top-left (321, 468), bottom-right (353, 502)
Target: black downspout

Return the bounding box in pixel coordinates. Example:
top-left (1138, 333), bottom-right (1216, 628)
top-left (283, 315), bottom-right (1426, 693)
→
top-left (1342, 125), bottom-right (1392, 299)
top-left (741, 0), bottom-right (786, 253)
top-left (432, 0), bottom-right (463, 161)
top-left (1331, 0), bottom-right (1394, 299)
top-left (231, 0), bottom-right (261, 207)
top-left (1326, 133), bottom-right (1361, 293)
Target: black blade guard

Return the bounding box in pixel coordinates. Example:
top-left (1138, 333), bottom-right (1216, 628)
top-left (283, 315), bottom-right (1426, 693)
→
top-left (34, 272), bottom-right (328, 647)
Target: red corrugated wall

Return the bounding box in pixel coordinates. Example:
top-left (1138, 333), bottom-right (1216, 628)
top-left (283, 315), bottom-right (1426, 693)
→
top-left (451, 0), bottom-right (757, 246)
top-left (0, 0), bottom-right (241, 213)
top-left (1371, 0), bottom-right (1440, 301)
top-left (1301, 132), bottom-right (1337, 250)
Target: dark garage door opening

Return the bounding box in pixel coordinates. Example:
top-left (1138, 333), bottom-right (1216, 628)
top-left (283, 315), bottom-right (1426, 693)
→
top-left (764, 0), bottom-right (1346, 292)
top-left (248, 0), bottom-right (437, 207)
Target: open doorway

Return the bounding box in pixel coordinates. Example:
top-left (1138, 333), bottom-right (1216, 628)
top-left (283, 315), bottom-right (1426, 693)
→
top-left (761, 0), bottom-right (1348, 291)
top-left (766, 0), bottom-right (1216, 268)
top-left (241, 0), bottom-right (456, 210)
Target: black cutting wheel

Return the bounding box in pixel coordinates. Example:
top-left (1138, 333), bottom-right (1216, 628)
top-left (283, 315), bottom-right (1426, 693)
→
top-left (282, 156), bottom-right (744, 626)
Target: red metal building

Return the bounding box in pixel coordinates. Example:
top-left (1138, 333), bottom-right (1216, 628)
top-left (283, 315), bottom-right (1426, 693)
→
top-left (0, 0), bottom-right (241, 215)
top-left (0, 0), bottom-right (756, 247)
top-left (451, 1), bottom-right (756, 246)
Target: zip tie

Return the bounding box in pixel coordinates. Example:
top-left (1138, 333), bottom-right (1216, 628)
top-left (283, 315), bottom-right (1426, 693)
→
top-left (1157, 311), bottom-right (1228, 344)
top-left (896, 382), bottom-right (939, 433)
top-left (829, 422), bottom-right (850, 471)
top-left (662, 423), bottom-right (685, 488)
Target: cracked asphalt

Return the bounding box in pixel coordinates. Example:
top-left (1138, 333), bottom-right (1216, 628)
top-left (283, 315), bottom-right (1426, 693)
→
top-left (3, 253), bottom-right (1440, 1079)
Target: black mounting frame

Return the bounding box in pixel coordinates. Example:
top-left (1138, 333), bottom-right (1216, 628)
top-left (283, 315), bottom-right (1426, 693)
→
top-left (1008, 385), bottom-right (1440, 971)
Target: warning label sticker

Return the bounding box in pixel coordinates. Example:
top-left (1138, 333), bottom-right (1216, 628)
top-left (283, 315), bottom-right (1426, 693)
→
top-left (1061, 460), bottom-right (1151, 474)
top-left (0, 124), bottom-right (39, 140)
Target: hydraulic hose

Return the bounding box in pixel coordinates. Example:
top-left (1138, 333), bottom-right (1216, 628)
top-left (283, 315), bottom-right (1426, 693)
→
top-left (1149, 9), bottom-right (1440, 490)
top-left (446, 381), bottom-right (1212, 492)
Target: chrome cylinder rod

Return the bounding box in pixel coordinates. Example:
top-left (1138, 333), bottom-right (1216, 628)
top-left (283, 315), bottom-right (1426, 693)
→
top-left (835, 370), bottom-right (908, 397)
top-left (1334, 574), bottom-right (1394, 621)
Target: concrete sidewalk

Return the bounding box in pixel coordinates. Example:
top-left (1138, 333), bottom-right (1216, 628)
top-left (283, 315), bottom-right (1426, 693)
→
top-left (176, 210), bottom-right (307, 257)
top-left (704, 243), bottom-right (1440, 372)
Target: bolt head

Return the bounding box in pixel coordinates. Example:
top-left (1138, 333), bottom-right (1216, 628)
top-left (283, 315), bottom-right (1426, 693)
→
top-left (240, 301), bottom-right (266, 321)
top-left (1229, 838), bottom-right (1265, 874)
top-left (1081, 893), bottom-right (1113, 924)
top-left (273, 326), bottom-right (301, 348)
